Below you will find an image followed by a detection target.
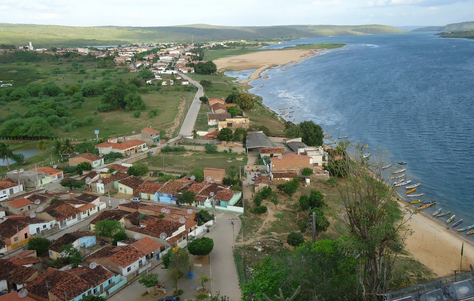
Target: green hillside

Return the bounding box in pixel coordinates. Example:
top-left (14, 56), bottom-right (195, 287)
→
top-left (0, 23), bottom-right (403, 48)
top-left (438, 21), bottom-right (474, 39)
top-left (411, 26), bottom-right (444, 32)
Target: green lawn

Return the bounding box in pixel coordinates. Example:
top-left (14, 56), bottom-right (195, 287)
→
top-left (195, 103), bottom-right (211, 132)
top-left (204, 48), bottom-right (258, 61)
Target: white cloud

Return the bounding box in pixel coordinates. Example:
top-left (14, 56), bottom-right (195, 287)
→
top-left (313, 0), bottom-right (342, 6)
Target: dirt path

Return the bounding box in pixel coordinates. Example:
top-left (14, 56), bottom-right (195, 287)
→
top-left (166, 96), bottom-right (187, 136)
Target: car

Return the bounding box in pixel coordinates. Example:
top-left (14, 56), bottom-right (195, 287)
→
top-left (157, 297), bottom-right (180, 301)
top-left (130, 197), bottom-right (141, 203)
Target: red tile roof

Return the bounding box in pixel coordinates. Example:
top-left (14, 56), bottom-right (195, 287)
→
top-left (75, 153), bottom-right (101, 161)
top-left (142, 127), bottom-right (159, 135)
top-left (208, 113), bottom-right (231, 121)
top-left (254, 176), bottom-right (270, 185)
top-left (44, 200), bottom-right (81, 221)
top-left (78, 203), bottom-right (96, 212)
top-left (270, 153), bottom-right (312, 170)
top-left (0, 258), bottom-right (37, 286)
top-left (259, 147), bottom-right (285, 154)
top-left (119, 176), bottom-right (144, 191)
top-left (27, 166), bottom-right (63, 175)
top-left (108, 164), bottom-right (129, 173)
top-left (7, 197), bottom-right (32, 209)
top-left (90, 209), bottom-right (130, 225)
top-left (130, 215), bottom-right (182, 239)
top-left (214, 189), bottom-right (239, 202)
top-left (131, 237), bottom-right (162, 254)
top-left (272, 172), bottom-right (298, 178)
top-left (137, 182), bottom-right (163, 194)
top-left (49, 231), bottom-right (95, 252)
top-left (0, 292), bottom-right (36, 301)
top-left (88, 245), bottom-right (145, 267)
top-left (9, 257), bottom-right (43, 266)
top-left (0, 178), bottom-right (18, 190)
top-left (158, 179), bottom-right (192, 195)
top-left (100, 172), bottom-right (129, 185)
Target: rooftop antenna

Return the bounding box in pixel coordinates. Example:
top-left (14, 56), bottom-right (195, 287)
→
top-left (89, 262), bottom-right (97, 269)
top-left (159, 232), bottom-right (168, 240)
top-left (179, 217), bottom-right (186, 224)
top-left (29, 212), bottom-right (36, 219)
top-left (187, 209), bottom-right (193, 215)
top-left (34, 199), bottom-right (41, 205)
top-left (134, 234), bottom-right (141, 240)
top-left (18, 288), bottom-right (28, 299)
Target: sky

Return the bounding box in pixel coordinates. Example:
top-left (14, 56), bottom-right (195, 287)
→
top-left (0, 0), bottom-right (472, 27)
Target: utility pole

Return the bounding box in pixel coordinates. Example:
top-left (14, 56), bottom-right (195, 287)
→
top-left (312, 212), bottom-right (316, 243)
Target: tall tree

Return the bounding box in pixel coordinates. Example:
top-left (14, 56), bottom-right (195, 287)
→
top-left (59, 139), bottom-right (74, 157)
top-left (166, 247), bottom-right (190, 294)
top-left (0, 142), bottom-right (14, 170)
top-left (94, 219), bottom-right (122, 238)
top-left (138, 273), bottom-right (159, 294)
top-left (285, 121), bottom-right (323, 146)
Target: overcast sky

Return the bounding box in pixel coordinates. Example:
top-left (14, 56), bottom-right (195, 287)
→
top-left (0, 0), bottom-right (472, 27)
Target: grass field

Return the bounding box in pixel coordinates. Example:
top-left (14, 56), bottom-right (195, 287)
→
top-left (204, 48), bottom-right (258, 61)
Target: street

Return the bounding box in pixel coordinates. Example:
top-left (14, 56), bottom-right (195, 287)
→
top-left (178, 73), bottom-right (204, 138)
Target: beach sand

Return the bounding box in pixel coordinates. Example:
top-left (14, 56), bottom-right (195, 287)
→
top-left (218, 49), bottom-right (474, 278)
top-left (214, 49), bottom-right (318, 84)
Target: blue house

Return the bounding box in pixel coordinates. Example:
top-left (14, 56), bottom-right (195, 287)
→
top-left (155, 179), bottom-right (192, 204)
top-left (213, 189), bottom-right (242, 208)
top-left (48, 231), bottom-right (96, 260)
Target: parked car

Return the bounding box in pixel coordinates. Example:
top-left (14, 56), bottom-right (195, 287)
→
top-left (157, 297), bottom-right (180, 301)
top-left (130, 197), bottom-right (141, 203)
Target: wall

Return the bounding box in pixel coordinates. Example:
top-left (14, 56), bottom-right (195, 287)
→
top-left (123, 153), bottom-right (148, 164)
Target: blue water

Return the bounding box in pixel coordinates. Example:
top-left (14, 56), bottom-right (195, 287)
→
top-left (227, 32), bottom-right (474, 233)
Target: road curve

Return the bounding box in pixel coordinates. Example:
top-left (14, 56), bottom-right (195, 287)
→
top-left (178, 73), bottom-right (204, 137)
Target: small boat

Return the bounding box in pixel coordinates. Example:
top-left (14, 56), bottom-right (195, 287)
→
top-left (458, 224), bottom-right (474, 232)
top-left (467, 230), bottom-right (474, 235)
top-left (418, 202), bottom-right (436, 210)
top-left (395, 180), bottom-right (412, 187)
top-left (393, 179), bottom-right (406, 186)
top-left (382, 164), bottom-right (392, 170)
top-left (363, 153), bottom-right (370, 159)
top-left (405, 183), bottom-right (421, 190)
top-left (452, 219), bottom-right (463, 227)
top-left (391, 174), bottom-right (405, 180)
top-left (407, 193), bottom-right (424, 198)
top-left (398, 161), bottom-right (407, 165)
top-left (432, 208), bottom-right (442, 216)
top-left (324, 135), bottom-right (332, 139)
top-left (446, 215), bottom-right (456, 224)
top-left (410, 199), bottom-right (423, 204)
top-left (392, 168), bottom-right (406, 175)
top-left (436, 211), bottom-right (451, 217)
top-left (338, 136), bottom-right (348, 139)
top-left (406, 187), bottom-right (417, 194)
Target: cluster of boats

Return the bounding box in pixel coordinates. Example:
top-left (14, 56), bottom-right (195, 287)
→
top-left (388, 162), bottom-right (474, 236)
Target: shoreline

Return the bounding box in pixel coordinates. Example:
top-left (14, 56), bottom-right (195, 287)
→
top-left (219, 49), bottom-right (474, 278)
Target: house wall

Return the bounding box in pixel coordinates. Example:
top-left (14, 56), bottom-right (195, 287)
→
top-left (78, 235), bottom-right (97, 249)
top-left (120, 255), bottom-right (146, 277)
top-left (29, 222), bottom-right (52, 236)
top-left (155, 192), bottom-right (174, 204)
top-left (0, 279), bottom-right (7, 292)
top-left (118, 183), bottom-right (134, 195)
top-left (6, 226), bottom-right (30, 251)
top-left (80, 206), bottom-right (99, 219)
top-left (0, 183), bottom-right (23, 197)
top-left (49, 249), bottom-right (61, 260)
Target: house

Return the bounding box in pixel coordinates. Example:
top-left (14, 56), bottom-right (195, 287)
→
top-left (26, 266), bottom-right (125, 300)
top-left (89, 210), bottom-right (130, 232)
top-left (118, 176), bottom-right (144, 196)
top-left (5, 197), bottom-right (33, 214)
top-left (218, 116), bottom-right (250, 131)
top-left (213, 189), bottom-right (242, 208)
top-left (27, 166), bottom-right (64, 182)
top-left (119, 237), bottom-right (162, 260)
top-left (211, 103), bottom-right (227, 114)
top-left (69, 153), bottom-right (104, 168)
top-left (127, 215), bottom-right (185, 247)
top-left (0, 217), bottom-right (50, 251)
top-left (181, 80), bottom-right (189, 85)
top-left (0, 178), bottom-right (23, 199)
top-left (141, 127), bottom-right (160, 145)
top-left (107, 164), bottom-right (130, 173)
top-left (94, 172), bottom-right (130, 194)
top-left (37, 200), bottom-right (82, 230)
top-left (7, 169), bottom-right (50, 188)
top-left (156, 179), bottom-right (192, 204)
top-left (204, 168), bottom-right (226, 184)
top-left (271, 172), bottom-right (298, 182)
top-left (254, 176), bottom-right (271, 193)
top-left (0, 258), bottom-right (38, 291)
top-left (85, 245), bottom-right (147, 278)
top-left (94, 140), bottom-right (148, 156)
top-left (48, 231), bottom-right (96, 260)
top-left (259, 148), bottom-right (285, 159)
top-left (137, 182), bottom-right (164, 200)
top-left (287, 140), bottom-right (328, 166)
top-left (193, 183), bottom-right (221, 207)
top-left (269, 153), bottom-right (313, 175)
top-left (7, 250), bottom-right (43, 269)
top-left (245, 131), bottom-right (277, 154)
top-left (208, 113), bottom-right (231, 127)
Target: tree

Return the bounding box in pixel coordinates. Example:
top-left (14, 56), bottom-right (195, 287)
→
top-left (138, 273), bottom-right (159, 295)
top-left (27, 237), bottom-right (51, 255)
top-left (301, 167), bottom-right (313, 176)
top-left (165, 246), bottom-right (191, 294)
top-left (177, 190), bottom-right (195, 205)
top-left (194, 61), bottom-right (217, 75)
top-left (124, 92), bottom-right (146, 111)
top-left (199, 96), bottom-right (209, 104)
top-left (199, 80), bottom-right (212, 89)
top-left (59, 139), bottom-right (74, 156)
top-left (187, 237), bottom-right (214, 256)
top-left (62, 244), bottom-right (82, 268)
top-left (38, 140), bottom-right (47, 152)
top-left (0, 142), bottom-right (14, 170)
top-left (128, 163), bottom-right (149, 176)
top-left (285, 121), bottom-right (323, 147)
top-left (199, 273), bottom-right (212, 292)
top-left (79, 296), bottom-right (106, 301)
top-left (287, 232), bottom-right (304, 247)
top-left (233, 127), bottom-right (247, 142)
top-left (11, 153), bottom-right (25, 165)
top-left (276, 178), bottom-right (300, 197)
top-left (309, 208), bottom-right (330, 236)
top-left (138, 69), bottom-right (154, 79)
top-left (205, 143), bottom-right (217, 154)
top-left (227, 106), bottom-right (243, 117)
top-left (94, 219), bottom-right (122, 238)
top-left (195, 209), bottom-right (214, 225)
top-left (190, 168), bottom-right (204, 182)
top-left (76, 162), bottom-right (92, 175)
top-left (217, 128), bottom-right (233, 142)
top-left (235, 93), bottom-right (254, 110)
top-left (60, 178), bottom-right (84, 189)
top-left (112, 231), bottom-right (128, 246)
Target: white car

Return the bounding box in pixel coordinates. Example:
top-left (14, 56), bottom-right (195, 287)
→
top-left (130, 197), bottom-right (141, 203)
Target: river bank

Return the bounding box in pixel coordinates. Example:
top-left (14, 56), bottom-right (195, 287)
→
top-left (221, 49), bottom-right (474, 278)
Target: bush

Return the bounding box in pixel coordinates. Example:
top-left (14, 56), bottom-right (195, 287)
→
top-left (133, 110), bottom-right (141, 118)
top-left (195, 209), bottom-right (214, 225)
top-left (187, 237), bottom-right (214, 256)
top-left (302, 167), bottom-right (313, 176)
top-left (253, 194), bottom-right (263, 207)
top-left (298, 221), bottom-right (308, 233)
top-left (204, 143), bottom-right (217, 154)
top-left (161, 145), bottom-right (186, 152)
top-left (287, 232), bottom-right (304, 247)
top-left (253, 205), bottom-right (267, 214)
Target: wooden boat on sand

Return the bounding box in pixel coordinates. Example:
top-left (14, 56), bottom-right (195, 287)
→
top-left (418, 202), bottom-right (436, 210)
top-left (446, 215), bottom-right (456, 224)
top-left (459, 225), bottom-right (474, 232)
top-left (432, 208), bottom-right (442, 216)
top-left (405, 183), bottom-right (421, 190)
top-left (452, 219), bottom-right (463, 227)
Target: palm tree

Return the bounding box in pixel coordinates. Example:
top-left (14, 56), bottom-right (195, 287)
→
top-left (59, 139), bottom-right (74, 157)
top-left (0, 143), bottom-right (14, 170)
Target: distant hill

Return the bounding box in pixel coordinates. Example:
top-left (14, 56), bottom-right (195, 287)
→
top-left (411, 26), bottom-right (444, 32)
top-left (0, 23), bottom-right (404, 48)
top-left (438, 21), bottom-right (474, 39)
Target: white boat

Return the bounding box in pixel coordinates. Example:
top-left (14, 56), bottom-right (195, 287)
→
top-left (393, 179), bottom-right (406, 186)
top-left (432, 208), bottom-right (442, 216)
top-left (363, 153), bottom-right (370, 159)
top-left (407, 193), bottom-right (424, 198)
top-left (382, 164), bottom-right (392, 170)
top-left (447, 215), bottom-right (456, 224)
top-left (338, 136), bottom-right (348, 139)
top-left (391, 174), bottom-right (405, 180)
top-left (405, 183), bottom-right (421, 190)
top-left (392, 168), bottom-right (406, 175)
top-left (394, 180), bottom-right (412, 187)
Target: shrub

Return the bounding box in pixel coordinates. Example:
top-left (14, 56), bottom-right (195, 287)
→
top-left (253, 194), bottom-right (263, 207)
top-left (133, 110), bottom-right (141, 118)
top-left (204, 143), bottom-right (217, 154)
top-left (161, 145), bottom-right (186, 152)
top-left (298, 221), bottom-right (308, 233)
top-left (253, 205), bottom-right (267, 214)
top-left (287, 232), bottom-right (304, 247)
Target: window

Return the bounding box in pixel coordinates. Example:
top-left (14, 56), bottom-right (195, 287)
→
top-left (14, 237), bottom-right (18, 241)
top-left (24, 233), bottom-right (28, 239)
top-left (127, 267), bottom-right (131, 272)
top-left (43, 225), bottom-right (46, 229)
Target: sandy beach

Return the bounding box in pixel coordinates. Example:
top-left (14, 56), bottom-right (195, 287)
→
top-left (214, 49), bottom-right (319, 84)
top-left (218, 49), bottom-right (474, 278)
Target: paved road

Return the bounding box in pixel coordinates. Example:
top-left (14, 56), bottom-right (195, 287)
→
top-left (179, 73), bottom-right (204, 138)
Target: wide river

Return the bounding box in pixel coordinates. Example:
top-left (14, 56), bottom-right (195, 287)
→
top-left (227, 32), bottom-right (474, 234)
